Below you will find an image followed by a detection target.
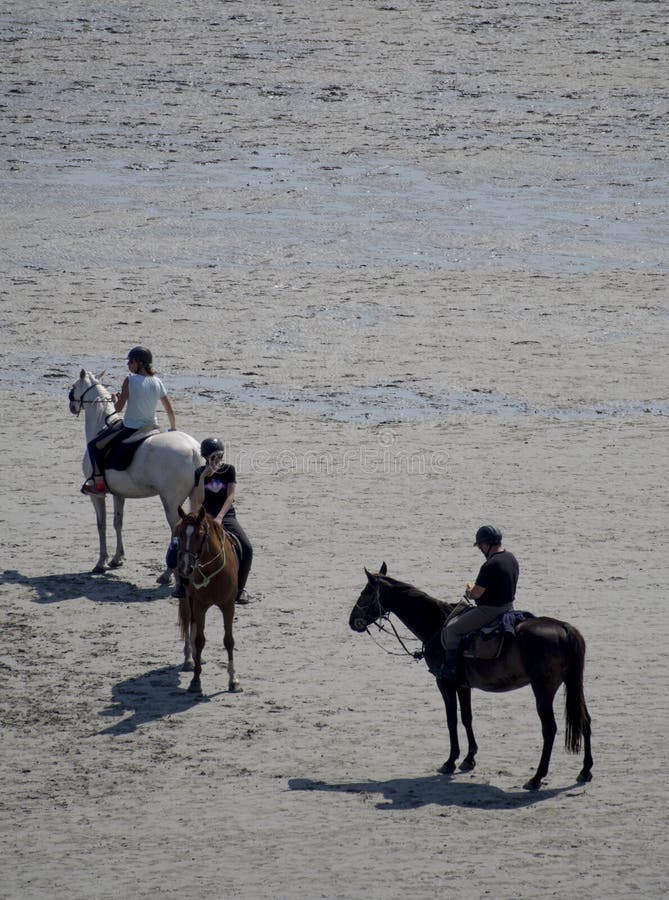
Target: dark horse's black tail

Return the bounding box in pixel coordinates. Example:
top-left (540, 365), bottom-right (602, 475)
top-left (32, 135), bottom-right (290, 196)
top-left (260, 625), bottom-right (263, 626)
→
top-left (563, 624), bottom-right (590, 754)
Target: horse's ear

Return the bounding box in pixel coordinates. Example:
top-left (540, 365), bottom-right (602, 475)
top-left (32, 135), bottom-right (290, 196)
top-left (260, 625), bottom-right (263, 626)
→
top-left (364, 567), bottom-right (374, 582)
top-left (197, 506), bottom-right (206, 522)
top-left (380, 561), bottom-right (388, 575)
top-left (177, 505), bottom-right (185, 519)
top-left (96, 370), bottom-right (106, 381)
top-left (79, 368), bottom-right (86, 379)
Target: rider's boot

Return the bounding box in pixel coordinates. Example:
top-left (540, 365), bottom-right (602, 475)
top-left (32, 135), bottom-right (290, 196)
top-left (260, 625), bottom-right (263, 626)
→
top-left (440, 641), bottom-right (458, 684)
top-left (171, 577), bottom-right (187, 599)
top-left (442, 658), bottom-right (458, 683)
top-left (81, 474), bottom-right (107, 495)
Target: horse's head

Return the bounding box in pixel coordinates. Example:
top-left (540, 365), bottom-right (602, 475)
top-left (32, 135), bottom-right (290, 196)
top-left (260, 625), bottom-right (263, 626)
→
top-left (349, 562), bottom-right (388, 632)
top-left (68, 369), bottom-right (108, 415)
top-left (174, 507), bottom-right (209, 579)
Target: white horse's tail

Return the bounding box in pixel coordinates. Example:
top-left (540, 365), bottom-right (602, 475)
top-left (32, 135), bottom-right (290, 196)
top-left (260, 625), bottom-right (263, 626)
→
top-left (187, 444), bottom-right (203, 511)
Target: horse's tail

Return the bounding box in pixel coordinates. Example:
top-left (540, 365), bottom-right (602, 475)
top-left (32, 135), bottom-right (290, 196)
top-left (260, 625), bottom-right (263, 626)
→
top-left (178, 592), bottom-right (192, 641)
top-left (187, 444), bottom-right (203, 512)
top-left (563, 623), bottom-right (590, 754)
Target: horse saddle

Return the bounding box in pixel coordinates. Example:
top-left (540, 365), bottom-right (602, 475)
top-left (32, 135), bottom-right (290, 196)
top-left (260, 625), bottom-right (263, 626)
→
top-left (462, 610), bottom-right (535, 660)
top-left (226, 531), bottom-right (243, 564)
top-left (104, 425), bottom-right (160, 472)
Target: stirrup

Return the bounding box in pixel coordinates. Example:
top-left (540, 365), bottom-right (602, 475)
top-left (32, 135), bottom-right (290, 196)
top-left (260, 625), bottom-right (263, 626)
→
top-left (81, 479), bottom-right (107, 495)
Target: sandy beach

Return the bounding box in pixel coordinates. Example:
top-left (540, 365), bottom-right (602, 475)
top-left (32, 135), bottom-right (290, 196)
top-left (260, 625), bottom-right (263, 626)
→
top-left (1, 2), bottom-right (668, 898)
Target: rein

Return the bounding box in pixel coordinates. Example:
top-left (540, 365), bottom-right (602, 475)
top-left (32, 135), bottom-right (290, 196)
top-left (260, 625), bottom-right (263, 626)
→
top-left (366, 617), bottom-right (424, 660)
top-left (363, 589), bottom-right (424, 660)
top-left (357, 579), bottom-right (458, 663)
top-left (69, 381), bottom-right (118, 423)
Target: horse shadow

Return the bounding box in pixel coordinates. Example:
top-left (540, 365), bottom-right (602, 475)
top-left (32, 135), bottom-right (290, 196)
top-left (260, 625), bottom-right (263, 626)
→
top-left (98, 664), bottom-right (224, 735)
top-left (287, 775), bottom-right (579, 811)
top-left (0, 568), bottom-right (170, 605)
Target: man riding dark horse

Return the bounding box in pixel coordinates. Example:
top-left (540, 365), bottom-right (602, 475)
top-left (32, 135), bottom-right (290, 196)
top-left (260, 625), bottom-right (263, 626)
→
top-left (441, 524), bottom-right (520, 682)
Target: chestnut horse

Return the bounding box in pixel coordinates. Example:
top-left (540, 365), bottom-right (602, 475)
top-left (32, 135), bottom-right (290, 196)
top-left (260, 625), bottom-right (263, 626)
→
top-left (174, 507), bottom-right (241, 694)
top-left (349, 564), bottom-right (593, 790)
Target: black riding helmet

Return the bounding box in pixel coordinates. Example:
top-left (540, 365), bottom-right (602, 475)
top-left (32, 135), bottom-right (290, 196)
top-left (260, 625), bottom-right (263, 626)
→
top-left (474, 524), bottom-right (503, 547)
top-left (127, 346), bottom-right (153, 366)
top-left (201, 437), bottom-right (224, 458)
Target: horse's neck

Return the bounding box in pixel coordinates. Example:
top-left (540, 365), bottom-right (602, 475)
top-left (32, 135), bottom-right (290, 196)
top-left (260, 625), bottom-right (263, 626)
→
top-left (380, 579), bottom-right (448, 641)
top-left (83, 386), bottom-right (116, 441)
top-left (203, 519), bottom-right (225, 559)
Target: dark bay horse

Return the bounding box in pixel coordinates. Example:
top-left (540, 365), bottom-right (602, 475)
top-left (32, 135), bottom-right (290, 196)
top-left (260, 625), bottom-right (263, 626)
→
top-left (174, 507), bottom-right (241, 694)
top-left (349, 564), bottom-right (593, 790)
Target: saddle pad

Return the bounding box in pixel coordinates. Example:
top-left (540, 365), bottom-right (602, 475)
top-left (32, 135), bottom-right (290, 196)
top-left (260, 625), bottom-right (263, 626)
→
top-left (479, 610), bottom-right (535, 636)
top-left (105, 431), bottom-right (155, 471)
top-left (121, 425), bottom-right (161, 444)
top-left (462, 611), bottom-right (535, 660)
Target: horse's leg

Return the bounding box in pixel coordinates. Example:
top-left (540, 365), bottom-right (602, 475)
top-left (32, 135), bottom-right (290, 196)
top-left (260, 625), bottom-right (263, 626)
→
top-left (456, 686), bottom-right (478, 771)
top-left (436, 678), bottom-right (461, 774)
top-left (188, 611), bottom-right (205, 694)
top-left (577, 704), bottom-right (594, 784)
top-left (524, 682), bottom-right (558, 790)
top-left (157, 495), bottom-right (181, 584)
top-left (179, 595), bottom-right (194, 672)
top-left (90, 494), bottom-right (109, 573)
top-left (109, 495), bottom-right (125, 568)
top-left (222, 603), bottom-right (241, 692)
top-left (182, 630), bottom-right (194, 671)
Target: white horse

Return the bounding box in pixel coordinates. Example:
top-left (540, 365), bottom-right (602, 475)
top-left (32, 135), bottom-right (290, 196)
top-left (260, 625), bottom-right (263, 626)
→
top-left (69, 369), bottom-right (202, 581)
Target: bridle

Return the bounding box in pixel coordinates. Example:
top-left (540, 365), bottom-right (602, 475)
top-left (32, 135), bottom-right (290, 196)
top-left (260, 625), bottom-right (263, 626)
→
top-left (354, 581), bottom-right (423, 660)
top-left (68, 379), bottom-right (115, 416)
top-left (178, 516), bottom-right (227, 590)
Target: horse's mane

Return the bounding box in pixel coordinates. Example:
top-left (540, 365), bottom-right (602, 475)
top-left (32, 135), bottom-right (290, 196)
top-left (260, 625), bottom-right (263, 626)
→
top-left (376, 573), bottom-right (454, 616)
top-left (181, 511), bottom-right (228, 546)
top-left (81, 371), bottom-right (114, 403)
top-left (208, 516), bottom-right (226, 543)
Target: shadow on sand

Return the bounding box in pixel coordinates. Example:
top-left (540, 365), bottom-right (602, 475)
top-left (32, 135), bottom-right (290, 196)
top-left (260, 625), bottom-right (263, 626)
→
top-left (1, 567), bottom-right (169, 605)
top-left (288, 775), bottom-right (582, 811)
top-left (97, 664), bottom-right (229, 735)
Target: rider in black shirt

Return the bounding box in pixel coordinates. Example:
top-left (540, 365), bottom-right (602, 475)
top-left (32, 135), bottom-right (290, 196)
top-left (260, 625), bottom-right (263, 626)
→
top-left (473, 545), bottom-right (519, 607)
top-left (441, 525), bottom-right (519, 682)
top-left (172, 437), bottom-right (253, 603)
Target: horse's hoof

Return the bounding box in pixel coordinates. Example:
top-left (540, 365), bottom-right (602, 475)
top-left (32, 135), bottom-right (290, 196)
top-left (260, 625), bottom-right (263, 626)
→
top-left (187, 680), bottom-right (202, 694)
top-left (439, 760), bottom-right (456, 775)
top-left (523, 777), bottom-right (542, 791)
top-left (229, 682), bottom-right (243, 693)
top-left (181, 661), bottom-right (194, 672)
top-left (156, 572), bottom-right (171, 585)
top-left (109, 559), bottom-right (124, 569)
top-left (92, 564), bottom-right (108, 574)
top-left (576, 770), bottom-right (593, 784)
top-left (459, 757), bottom-right (476, 772)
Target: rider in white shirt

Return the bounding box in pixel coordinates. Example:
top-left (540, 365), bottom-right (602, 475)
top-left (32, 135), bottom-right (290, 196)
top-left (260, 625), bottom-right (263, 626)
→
top-left (82, 346), bottom-right (176, 495)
